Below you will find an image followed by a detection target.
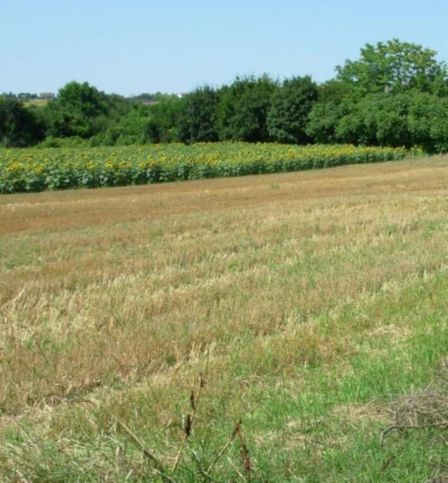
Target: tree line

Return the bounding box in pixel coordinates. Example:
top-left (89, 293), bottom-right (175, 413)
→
top-left (2, 39), bottom-right (448, 152)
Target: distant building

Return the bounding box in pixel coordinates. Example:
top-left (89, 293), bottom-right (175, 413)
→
top-left (39, 92), bottom-right (55, 99)
top-left (18, 93), bottom-right (38, 100)
top-left (141, 99), bottom-right (159, 105)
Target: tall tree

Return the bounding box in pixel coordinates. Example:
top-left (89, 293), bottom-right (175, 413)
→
top-left (336, 39), bottom-right (448, 95)
top-left (267, 76), bottom-right (318, 144)
top-left (145, 96), bottom-right (183, 143)
top-left (0, 97), bottom-right (45, 147)
top-left (45, 81), bottom-right (110, 138)
top-left (217, 75), bottom-right (277, 142)
top-left (177, 86), bottom-right (219, 143)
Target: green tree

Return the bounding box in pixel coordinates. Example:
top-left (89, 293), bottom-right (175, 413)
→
top-left (0, 97), bottom-right (45, 147)
top-left (45, 81), bottom-right (110, 138)
top-left (145, 96), bottom-right (183, 143)
top-left (317, 79), bottom-right (358, 102)
top-left (306, 100), bottom-right (353, 144)
top-left (336, 39), bottom-right (448, 95)
top-left (177, 86), bottom-right (219, 143)
top-left (315, 91), bottom-right (448, 152)
top-left (92, 104), bottom-right (153, 146)
top-left (267, 76), bottom-right (318, 144)
top-left (305, 79), bottom-right (358, 144)
top-left (217, 75), bottom-right (277, 142)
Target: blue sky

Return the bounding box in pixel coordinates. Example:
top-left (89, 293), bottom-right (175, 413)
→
top-left (2, 0), bottom-right (448, 95)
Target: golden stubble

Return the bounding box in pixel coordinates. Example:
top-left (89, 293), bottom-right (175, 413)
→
top-left (1, 157), bottom-right (448, 415)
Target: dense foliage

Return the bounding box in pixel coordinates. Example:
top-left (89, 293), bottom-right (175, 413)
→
top-left (0, 143), bottom-right (406, 193)
top-left (2, 39), bottom-right (448, 152)
top-left (307, 91), bottom-right (448, 152)
top-left (335, 39), bottom-right (448, 96)
top-left (217, 75), bottom-right (276, 142)
top-left (0, 98), bottom-right (45, 147)
top-left (267, 76), bottom-right (318, 144)
top-left (177, 86), bottom-right (219, 143)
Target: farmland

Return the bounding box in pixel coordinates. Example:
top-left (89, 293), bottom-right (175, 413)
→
top-left (0, 143), bottom-right (406, 194)
top-left (1, 156), bottom-right (448, 480)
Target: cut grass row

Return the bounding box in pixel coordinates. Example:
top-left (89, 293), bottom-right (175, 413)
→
top-left (0, 142), bottom-right (407, 193)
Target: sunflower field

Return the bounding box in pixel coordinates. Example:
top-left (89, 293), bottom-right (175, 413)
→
top-left (0, 143), bottom-right (408, 194)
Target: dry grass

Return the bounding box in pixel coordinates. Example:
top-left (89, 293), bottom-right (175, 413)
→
top-left (1, 156), bottom-right (448, 479)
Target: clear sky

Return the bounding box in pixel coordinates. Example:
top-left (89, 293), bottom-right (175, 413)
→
top-left (2, 0), bottom-right (448, 96)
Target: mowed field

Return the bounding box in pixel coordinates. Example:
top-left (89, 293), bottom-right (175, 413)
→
top-left (1, 157), bottom-right (448, 481)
